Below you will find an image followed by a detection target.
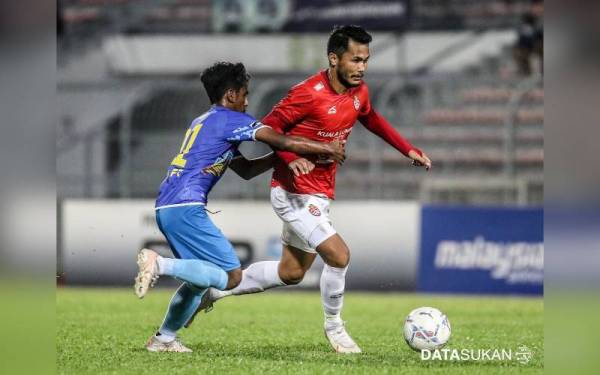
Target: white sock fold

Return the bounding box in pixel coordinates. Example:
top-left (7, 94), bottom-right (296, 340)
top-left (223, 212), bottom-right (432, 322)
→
top-left (320, 264), bottom-right (348, 328)
top-left (213, 261), bottom-right (285, 300)
top-left (156, 256), bottom-right (174, 276)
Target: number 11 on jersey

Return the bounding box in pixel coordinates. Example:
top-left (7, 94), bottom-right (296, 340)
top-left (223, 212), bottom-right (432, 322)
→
top-left (171, 124), bottom-right (202, 168)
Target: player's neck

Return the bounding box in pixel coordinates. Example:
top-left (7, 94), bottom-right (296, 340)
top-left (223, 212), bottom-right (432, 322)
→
top-left (327, 68), bottom-right (348, 94)
top-left (215, 101), bottom-right (237, 112)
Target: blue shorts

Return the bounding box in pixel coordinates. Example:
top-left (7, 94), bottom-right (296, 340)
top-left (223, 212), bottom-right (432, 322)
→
top-left (155, 205), bottom-right (241, 272)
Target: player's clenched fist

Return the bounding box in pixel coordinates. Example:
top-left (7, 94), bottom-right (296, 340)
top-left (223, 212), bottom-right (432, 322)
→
top-left (288, 158), bottom-right (315, 176)
top-left (328, 139), bottom-right (346, 164)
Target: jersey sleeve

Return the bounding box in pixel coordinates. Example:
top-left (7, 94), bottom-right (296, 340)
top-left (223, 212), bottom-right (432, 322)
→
top-left (261, 84), bottom-right (313, 164)
top-left (262, 83), bottom-right (313, 133)
top-left (358, 108), bottom-right (420, 157)
top-left (222, 112), bottom-right (269, 143)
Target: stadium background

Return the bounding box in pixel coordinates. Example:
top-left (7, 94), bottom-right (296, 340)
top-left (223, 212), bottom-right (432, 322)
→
top-left (58, 0), bottom-right (543, 293)
top-left (56, 0), bottom-right (543, 372)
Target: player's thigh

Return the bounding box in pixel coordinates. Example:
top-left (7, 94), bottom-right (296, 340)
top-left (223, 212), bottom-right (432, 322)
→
top-left (271, 187), bottom-right (336, 250)
top-left (316, 233), bottom-right (350, 268)
top-left (279, 244), bottom-right (317, 284)
top-left (156, 205), bottom-right (241, 272)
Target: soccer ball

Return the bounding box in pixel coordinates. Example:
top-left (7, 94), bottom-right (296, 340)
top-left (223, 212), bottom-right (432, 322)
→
top-left (403, 307), bottom-right (451, 351)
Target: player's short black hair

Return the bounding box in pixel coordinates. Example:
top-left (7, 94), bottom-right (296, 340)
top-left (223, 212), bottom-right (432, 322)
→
top-left (327, 25), bottom-right (372, 58)
top-left (200, 62), bottom-right (250, 104)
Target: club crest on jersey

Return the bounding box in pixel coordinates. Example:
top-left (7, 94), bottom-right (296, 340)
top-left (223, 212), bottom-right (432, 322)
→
top-left (308, 204), bottom-right (321, 216)
top-left (353, 95), bottom-right (360, 110)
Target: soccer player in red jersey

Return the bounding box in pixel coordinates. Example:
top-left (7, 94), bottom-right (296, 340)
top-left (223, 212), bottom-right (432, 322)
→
top-left (196, 25), bottom-right (431, 353)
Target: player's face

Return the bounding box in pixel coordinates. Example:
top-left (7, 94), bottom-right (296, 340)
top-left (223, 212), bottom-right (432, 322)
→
top-left (230, 85), bottom-right (249, 112)
top-left (336, 40), bottom-right (370, 87)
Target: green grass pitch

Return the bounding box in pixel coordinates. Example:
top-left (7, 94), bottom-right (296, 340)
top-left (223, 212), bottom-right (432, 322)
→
top-left (57, 288), bottom-right (543, 374)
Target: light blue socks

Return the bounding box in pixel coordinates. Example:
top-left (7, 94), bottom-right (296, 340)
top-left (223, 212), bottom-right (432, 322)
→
top-left (155, 257), bottom-right (229, 341)
top-left (158, 283), bottom-right (205, 338)
top-left (157, 257), bottom-right (228, 290)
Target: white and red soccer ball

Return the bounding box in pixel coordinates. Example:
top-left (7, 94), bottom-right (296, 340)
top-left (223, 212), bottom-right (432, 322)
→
top-left (403, 307), bottom-right (451, 351)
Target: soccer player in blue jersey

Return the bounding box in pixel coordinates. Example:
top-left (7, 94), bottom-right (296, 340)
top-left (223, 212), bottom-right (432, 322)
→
top-left (134, 62), bottom-right (345, 352)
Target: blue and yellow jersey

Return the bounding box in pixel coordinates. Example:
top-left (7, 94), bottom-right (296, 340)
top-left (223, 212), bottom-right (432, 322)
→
top-left (155, 105), bottom-right (267, 208)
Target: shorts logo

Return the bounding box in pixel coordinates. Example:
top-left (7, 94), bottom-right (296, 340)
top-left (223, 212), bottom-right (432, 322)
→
top-left (308, 204), bottom-right (321, 216)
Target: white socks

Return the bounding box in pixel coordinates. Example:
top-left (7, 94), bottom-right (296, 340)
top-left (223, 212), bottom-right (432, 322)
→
top-left (156, 256), bottom-right (174, 275)
top-left (213, 261), bottom-right (285, 300)
top-left (320, 264), bottom-right (348, 329)
top-left (155, 331), bottom-right (176, 343)
top-left (212, 261), bottom-right (349, 330)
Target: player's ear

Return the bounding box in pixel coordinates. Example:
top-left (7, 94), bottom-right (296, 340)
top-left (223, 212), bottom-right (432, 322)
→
top-left (224, 88), bottom-right (236, 104)
top-left (328, 52), bottom-right (338, 68)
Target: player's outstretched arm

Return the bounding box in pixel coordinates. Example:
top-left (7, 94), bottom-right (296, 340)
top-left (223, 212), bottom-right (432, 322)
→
top-left (359, 108), bottom-right (431, 170)
top-left (255, 127), bottom-right (345, 164)
top-left (229, 152), bottom-right (276, 180)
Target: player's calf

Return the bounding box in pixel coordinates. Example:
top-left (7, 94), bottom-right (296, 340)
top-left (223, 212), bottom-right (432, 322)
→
top-left (184, 263), bottom-right (283, 328)
top-left (315, 235), bottom-right (361, 353)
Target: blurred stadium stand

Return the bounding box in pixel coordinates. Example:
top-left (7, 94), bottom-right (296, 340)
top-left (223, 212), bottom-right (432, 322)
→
top-left (57, 0), bottom-right (543, 205)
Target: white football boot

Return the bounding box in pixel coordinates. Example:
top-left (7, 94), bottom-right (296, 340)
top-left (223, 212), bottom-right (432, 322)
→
top-left (134, 248), bottom-right (160, 298)
top-left (324, 321), bottom-right (362, 354)
top-left (184, 288), bottom-right (218, 328)
top-left (145, 335), bottom-right (192, 353)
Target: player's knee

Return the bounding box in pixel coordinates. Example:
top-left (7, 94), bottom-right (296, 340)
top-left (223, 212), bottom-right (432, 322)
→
top-left (225, 269), bottom-right (242, 290)
top-left (323, 246), bottom-right (350, 268)
top-left (316, 235), bottom-right (350, 268)
top-left (279, 267), bottom-right (306, 285)
top-left (328, 254), bottom-right (349, 268)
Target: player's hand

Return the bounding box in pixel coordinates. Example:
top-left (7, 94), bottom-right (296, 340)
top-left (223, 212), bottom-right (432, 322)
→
top-left (409, 149), bottom-right (432, 171)
top-left (288, 158), bottom-right (315, 176)
top-left (328, 139), bottom-right (346, 165)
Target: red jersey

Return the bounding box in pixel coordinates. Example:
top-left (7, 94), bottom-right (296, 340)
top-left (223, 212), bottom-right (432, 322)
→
top-left (263, 70), bottom-right (419, 199)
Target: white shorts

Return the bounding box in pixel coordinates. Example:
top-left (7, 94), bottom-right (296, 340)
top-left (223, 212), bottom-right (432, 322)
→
top-left (270, 186), bottom-right (337, 253)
